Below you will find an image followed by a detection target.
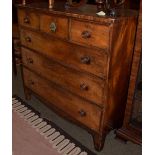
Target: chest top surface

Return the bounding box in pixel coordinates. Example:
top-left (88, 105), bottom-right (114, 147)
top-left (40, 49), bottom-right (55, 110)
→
top-left (17, 1), bottom-right (137, 25)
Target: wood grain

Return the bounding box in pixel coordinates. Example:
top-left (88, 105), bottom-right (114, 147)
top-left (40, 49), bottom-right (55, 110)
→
top-left (17, 2), bottom-right (138, 151)
top-left (18, 9), bottom-right (40, 29)
top-left (40, 14), bottom-right (69, 40)
top-left (20, 29), bottom-right (108, 78)
top-left (21, 47), bottom-right (105, 106)
top-left (23, 68), bottom-right (102, 132)
top-left (70, 19), bottom-right (110, 49)
top-left (17, 3), bottom-right (137, 25)
top-left (103, 17), bottom-right (137, 129)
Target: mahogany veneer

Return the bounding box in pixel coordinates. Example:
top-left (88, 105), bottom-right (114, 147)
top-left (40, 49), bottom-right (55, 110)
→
top-left (17, 2), bottom-right (137, 151)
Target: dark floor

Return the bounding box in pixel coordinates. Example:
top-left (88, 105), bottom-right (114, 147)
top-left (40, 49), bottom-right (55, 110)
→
top-left (12, 66), bottom-right (142, 155)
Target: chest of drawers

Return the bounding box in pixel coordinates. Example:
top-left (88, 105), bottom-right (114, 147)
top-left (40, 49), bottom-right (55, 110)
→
top-left (17, 2), bottom-right (137, 151)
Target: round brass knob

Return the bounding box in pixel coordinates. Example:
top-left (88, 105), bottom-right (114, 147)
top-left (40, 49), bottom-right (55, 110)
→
top-left (50, 22), bottom-right (57, 32)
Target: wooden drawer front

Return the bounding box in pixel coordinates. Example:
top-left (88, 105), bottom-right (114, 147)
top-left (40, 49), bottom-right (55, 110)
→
top-left (70, 20), bottom-right (109, 49)
top-left (20, 29), bottom-right (108, 78)
top-left (18, 9), bottom-right (39, 29)
top-left (23, 68), bottom-right (102, 132)
top-left (22, 48), bottom-right (104, 105)
top-left (40, 14), bottom-right (68, 39)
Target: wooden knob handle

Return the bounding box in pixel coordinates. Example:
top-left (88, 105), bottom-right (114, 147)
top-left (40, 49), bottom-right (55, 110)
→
top-left (24, 17), bottom-right (29, 24)
top-left (80, 83), bottom-right (88, 91)
top-left (28, 80), bottom-right (34, 85)
top-left (78, 110), bottom-right (86, 117)
top-left (81, 56), bottom-right (90, 64)
top-left (81, 31), bottom-right (91, 39)
top-left (25, 37), bottom-right (31, 42)
top-left (27, 58), bottom-right (33, 64)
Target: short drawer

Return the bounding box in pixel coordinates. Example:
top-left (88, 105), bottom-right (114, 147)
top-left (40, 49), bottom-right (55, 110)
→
top-left (40, 14), bottom-right (68, 39)
top-left (20, 29), bottom-right (108, 78)
top-left (22, 47), bottom-right (105, 106)
top-left (23, 68), bottom-right (102, 132)
top-left (70, 20), bottom-right (109, 49)
top-left (18, 9), bottom-right (39, 29)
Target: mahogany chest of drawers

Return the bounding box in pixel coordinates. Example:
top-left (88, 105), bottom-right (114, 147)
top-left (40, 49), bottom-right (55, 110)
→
top-left (17, 2), bottom-right (137, 151)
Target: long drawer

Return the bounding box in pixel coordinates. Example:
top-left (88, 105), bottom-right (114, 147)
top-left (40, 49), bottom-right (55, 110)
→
top-left (20, 29), bottom-right (108, 78)
top-left (22, 47), bottom-right (104, 106)
top-left (23, 68), bottom-right (102, 132)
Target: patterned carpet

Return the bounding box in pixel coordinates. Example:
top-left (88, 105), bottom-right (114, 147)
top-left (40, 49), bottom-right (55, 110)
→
top-left (13, 96), bottom-right (96, 155)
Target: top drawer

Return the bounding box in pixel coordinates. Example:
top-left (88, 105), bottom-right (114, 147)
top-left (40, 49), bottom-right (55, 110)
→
top-left (18, 9), bottom-right (39, 29)
top-left (40, 14), bottom-right (69, 40)
top-left (70, 20), bottom-right (110, 49)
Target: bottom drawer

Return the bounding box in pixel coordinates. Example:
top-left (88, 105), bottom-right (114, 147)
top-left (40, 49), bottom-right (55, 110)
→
top-left (23, 68), bottom-right (102, 132)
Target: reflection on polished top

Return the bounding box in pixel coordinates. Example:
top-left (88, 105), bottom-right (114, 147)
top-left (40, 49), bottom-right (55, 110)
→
top-left (17, 2), bottom-right (137, 24)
